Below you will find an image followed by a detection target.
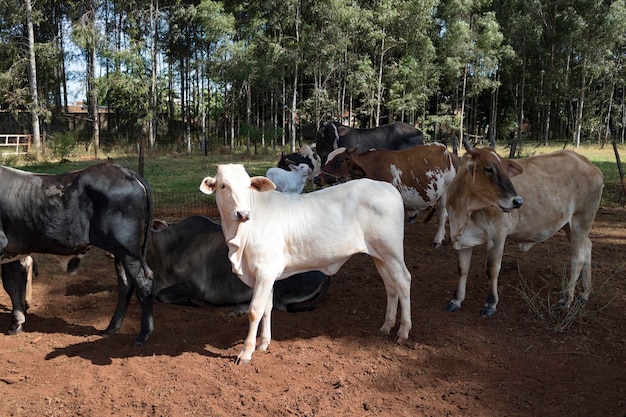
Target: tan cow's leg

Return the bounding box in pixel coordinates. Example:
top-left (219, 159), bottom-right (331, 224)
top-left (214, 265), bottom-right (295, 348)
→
top-left (445, 247), bottom-right (473, 312)
top-left (433, 194), bottom-right (449, 249)
top-left (482, 239), bottom-right (505, 316)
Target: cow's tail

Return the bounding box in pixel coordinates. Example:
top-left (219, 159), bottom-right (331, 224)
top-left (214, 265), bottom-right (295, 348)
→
top-left (284, 275), bottom-right (332, 313)
top-left (136, 171), bottom-right (154, 284)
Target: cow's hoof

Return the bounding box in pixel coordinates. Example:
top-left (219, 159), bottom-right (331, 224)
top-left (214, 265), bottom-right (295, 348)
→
top-left (7, 323), bottom-right (23, 335)
top-left (444, 302), bottom-right (460, 312)
top-left (480, 306), bottom-right (496, 317)
top-left (408, 215), bottom-right (417, 224)
top-left (576, 295), bottom-right (588, 306)
top-left (432, 241), bottom-right (443, 249)
top-left (235, 353), bottom-right (252, 366)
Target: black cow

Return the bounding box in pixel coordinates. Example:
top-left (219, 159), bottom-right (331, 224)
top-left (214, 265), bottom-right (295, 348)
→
top-left (316, 121), bottom-right (424, 163)
top-left (0, 163), bottom-right (154, 345)
top-left (141, 215), bottom-right (329, 312)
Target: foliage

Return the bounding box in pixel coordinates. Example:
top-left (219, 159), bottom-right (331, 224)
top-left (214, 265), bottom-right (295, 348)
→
top-left (47, 132), bottom-right (79, 161)
top-left (1, 0), bottom-right (625, 152)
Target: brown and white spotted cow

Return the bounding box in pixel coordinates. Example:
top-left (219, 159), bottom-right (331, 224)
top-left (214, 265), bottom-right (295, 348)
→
top-left (444, 144), bottom-right (603, 316)
top-left (314, 143), bottom-right (457, 248)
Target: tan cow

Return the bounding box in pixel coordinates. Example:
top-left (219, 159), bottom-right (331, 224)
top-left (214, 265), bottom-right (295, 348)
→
top-left (314, 143), bottom-right (457, 248)
top-left (445, 145), bottom-right (603, 316)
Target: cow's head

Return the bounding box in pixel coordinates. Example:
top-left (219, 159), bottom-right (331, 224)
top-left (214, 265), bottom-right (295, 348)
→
top-left (316, 121), bottom-right (342, 163)
top-left (200, 164), bottom-right (275, 223)
top-left (314, 147), bottom-right (365, 187)
top-left (454, 144), bottom-right (524, 213)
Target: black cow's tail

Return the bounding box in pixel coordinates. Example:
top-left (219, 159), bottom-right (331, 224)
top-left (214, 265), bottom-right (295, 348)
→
top-left (284, 276), bottom-right (332, 313)
top-left (136, 171), bottom-right (154, 284)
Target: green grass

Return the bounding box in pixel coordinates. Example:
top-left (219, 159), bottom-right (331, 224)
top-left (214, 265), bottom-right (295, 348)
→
top-left (5, 140), bottom-right (626, 206)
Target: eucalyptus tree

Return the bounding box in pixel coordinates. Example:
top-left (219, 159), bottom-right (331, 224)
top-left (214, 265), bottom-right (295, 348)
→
top-left (384, 0), bottom-right (439, 126)
top-left (0, 0), bottom-right (57, 151)
top-left (436, 0), bottom-right (509, 148)
top-left (72, 0), bottom-right (102, 156)
top-left (195, 0), bottom-right (235, 152)
top-left (24, 0), bottom-right (41, 150)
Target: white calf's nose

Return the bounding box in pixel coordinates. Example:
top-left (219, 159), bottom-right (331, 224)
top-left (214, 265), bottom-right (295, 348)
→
top-left (234, 210), bottom-right (251, 222)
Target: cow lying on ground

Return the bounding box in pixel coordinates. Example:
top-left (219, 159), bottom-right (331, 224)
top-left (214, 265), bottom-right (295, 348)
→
top-left (314, 143), bottom-right (457, 247)
top-left (0, 163), bottom-right (154, 344)
top-left (265, 163), bottom-right (312, 194)
top-left (16, 216), bottom-right (329, 329)
top-left (316, 121), bottom-right (424, 163)
top-left (200, 164), bottom-right (412, 365)
top-left (444, 144), bottom-right (603, 316)
top-left (149, 216), bottom-right (328, 310)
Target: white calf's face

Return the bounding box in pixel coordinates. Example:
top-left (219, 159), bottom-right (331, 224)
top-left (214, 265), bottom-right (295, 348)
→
top-left (200, 164), bottom-right (275, 223)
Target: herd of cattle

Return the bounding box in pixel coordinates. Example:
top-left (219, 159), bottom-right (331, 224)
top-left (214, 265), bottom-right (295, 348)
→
top-left (0, 121), bottom-right (603, 365)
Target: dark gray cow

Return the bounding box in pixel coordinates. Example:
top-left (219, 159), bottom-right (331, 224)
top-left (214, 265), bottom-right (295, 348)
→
top-left (0, 163), bottom-right (154, 344)
top-left (316, 121), bottom-right (424, 163)
top-left (111, 215), bottom-right (330, 319)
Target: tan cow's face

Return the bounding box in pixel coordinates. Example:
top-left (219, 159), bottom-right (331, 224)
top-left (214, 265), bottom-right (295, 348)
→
top-left (200, 164), bottom-right (275, 222)
top-left (458, 147), bottom-right (524, 212)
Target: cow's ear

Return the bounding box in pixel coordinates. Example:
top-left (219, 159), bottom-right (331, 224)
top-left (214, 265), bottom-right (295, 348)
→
top-left (506, 160), bottom-right (524, 177)
top-left (250, 176), bottom-right (276, 192)
top-left (200, 176), bottom-right (217, 195)
top-left (337, 125), bottom-right (350, 136)
top-left (151, 220), bottom-right (168, 232)
top-left (349, 160), bottom-right (367, 178)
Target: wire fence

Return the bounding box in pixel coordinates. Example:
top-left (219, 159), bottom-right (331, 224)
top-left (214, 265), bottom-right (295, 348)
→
top-left (153, 181), bottom-right (625, 222)
top-left (152, 191), bottom-right (219, 221)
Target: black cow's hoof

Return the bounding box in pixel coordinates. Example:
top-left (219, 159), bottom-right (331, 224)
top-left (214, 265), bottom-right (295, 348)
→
top-left (134, 331), bottom-right (151, 346)
top-left (7, 323), bottom-right (23, 335)
top-left (480, 306), bottom-right (496, 317)
top-left (102, 326), bottom-right (119, 338)
top-left (432, 242), bottom-right (443, 249)
top-left (444, 302), bottom-right (460, 312)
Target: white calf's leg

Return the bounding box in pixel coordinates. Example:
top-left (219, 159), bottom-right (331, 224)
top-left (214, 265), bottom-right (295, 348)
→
top-left (373, 258), bottom-right (412, 343)
top-left (257, 287), bottom-right (273, 351)
top-left (236, 279), bottom-right (274, 366)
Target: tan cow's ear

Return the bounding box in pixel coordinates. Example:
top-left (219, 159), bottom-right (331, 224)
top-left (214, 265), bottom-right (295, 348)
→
top-left (506, 160), bottom-right (524, 177)
top-left (250, 176), bottom-right (276, 192)
top-left (200, 176), bottom-right (217, 195)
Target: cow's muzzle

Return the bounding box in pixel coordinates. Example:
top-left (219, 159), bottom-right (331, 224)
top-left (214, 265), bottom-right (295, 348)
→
top-left (234, 210), bottom-right (251, 222)
top-left (500, 196), bottom-right (524, 212)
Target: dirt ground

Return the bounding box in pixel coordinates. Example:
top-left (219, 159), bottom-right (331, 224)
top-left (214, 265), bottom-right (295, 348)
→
top-left (0, 206), bottom-right (625, 417)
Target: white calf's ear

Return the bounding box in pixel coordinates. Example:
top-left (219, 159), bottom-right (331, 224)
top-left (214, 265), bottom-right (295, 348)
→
top-left (250, 176), bottom-right (276, 192)
top-left (200, 176), bottom-right (217, 195)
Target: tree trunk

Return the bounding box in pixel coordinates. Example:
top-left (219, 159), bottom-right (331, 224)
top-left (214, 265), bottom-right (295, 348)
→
top-left (459, 64), bottom-right (467, 147)
top-left (574, 55), bottom-right (586, 148)
top-left (87, 4), bottom-right (99, 158)
top-left (375, 29), bottom-right (385, 127)
top-left (25, 0), bottom-right (41, 153)
top-left (149, 0), bottom-right (158, 148)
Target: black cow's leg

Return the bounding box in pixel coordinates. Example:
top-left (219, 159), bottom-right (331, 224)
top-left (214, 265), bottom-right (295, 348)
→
top-left (103, 260), bottom-right (134, 337)
top-left (107, 257), bottom-right (154, 344)
top-left (1, 260), bottom-right (29, 334)
top-left (135, 295), bottom-right (153, 346)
